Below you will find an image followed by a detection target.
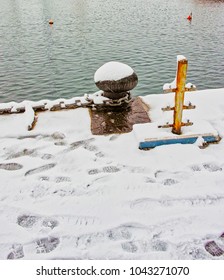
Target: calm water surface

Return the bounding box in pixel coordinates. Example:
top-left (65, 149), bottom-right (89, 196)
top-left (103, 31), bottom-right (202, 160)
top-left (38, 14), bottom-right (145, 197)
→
top-left (0, 0), bottom-right (224, 102)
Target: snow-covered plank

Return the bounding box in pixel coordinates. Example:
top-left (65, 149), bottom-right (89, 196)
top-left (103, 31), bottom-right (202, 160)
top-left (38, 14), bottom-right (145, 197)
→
top-left (134, 120), bottom-right (220, 149)
top-left (139, 133), bottom-right (219, 149)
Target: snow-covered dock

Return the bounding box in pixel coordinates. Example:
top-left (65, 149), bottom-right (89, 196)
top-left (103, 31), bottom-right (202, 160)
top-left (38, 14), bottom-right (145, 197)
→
top-left (0, 88), bottom-right (224, 260)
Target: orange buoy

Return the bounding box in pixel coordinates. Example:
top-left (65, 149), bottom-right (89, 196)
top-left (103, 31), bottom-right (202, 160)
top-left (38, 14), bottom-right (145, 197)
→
top-left (49, 19), bottom-right (54, 25)
top-left (187, 12), bottom-right (192, 20)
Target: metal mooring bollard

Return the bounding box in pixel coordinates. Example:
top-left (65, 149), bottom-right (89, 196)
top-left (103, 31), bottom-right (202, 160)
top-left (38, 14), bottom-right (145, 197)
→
top-left (94, 61), bottom-right (138, 108)
top-left (159, 56), bottom-right (196, 135)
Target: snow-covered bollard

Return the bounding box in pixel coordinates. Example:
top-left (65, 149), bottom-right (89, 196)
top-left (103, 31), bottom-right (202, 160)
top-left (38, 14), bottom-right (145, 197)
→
top-left (94, 61), bottom-right (138, 101)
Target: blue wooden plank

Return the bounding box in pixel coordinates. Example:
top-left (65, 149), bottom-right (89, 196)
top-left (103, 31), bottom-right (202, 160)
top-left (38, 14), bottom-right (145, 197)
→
top-left (139, 135), bottom-right (218, 149)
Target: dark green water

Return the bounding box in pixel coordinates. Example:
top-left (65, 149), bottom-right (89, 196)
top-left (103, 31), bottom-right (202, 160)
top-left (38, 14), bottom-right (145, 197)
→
top-left (0, 0), bottom-right (224, 102)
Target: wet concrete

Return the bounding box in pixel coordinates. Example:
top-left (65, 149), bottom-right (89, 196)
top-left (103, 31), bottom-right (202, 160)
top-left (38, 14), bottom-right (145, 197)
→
top-left (90, 97), bottom-right (150, 135)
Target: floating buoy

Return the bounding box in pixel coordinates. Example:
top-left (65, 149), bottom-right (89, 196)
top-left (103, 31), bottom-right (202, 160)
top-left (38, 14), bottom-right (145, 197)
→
top-left (187, 12), bottom-right (192, 21)
top-left (49, 19), bottom-right (54, 25)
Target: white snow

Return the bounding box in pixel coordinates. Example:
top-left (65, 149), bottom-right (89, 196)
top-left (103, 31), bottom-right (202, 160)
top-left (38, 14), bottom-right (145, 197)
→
top-left (24, 105), bottom-right (35, 131)
top-left (194, 136), bottom-right (205, 147)
top-left (85, 91), bottom-right (109, 105)
top-left (163, 79), bottom-right (176, 91)
top-left (177, 55), bottom-right (186, 61)
top-left (0, 88), bottom-right (224, 260)
top-left (186, 82), bottom-right (196, 90)
top-left (94, 61), bottom-right (134, 82)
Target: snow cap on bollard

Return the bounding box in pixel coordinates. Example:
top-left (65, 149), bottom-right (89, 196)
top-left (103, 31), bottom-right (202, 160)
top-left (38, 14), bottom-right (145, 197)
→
top-left (94, 61), bottom-right (138, 100)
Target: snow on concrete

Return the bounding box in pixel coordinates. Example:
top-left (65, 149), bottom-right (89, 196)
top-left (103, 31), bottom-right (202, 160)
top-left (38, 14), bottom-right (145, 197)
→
top-left (0, 88), bottom-right (224, 260)
top-left (94, 61), bottom-right (134, 82)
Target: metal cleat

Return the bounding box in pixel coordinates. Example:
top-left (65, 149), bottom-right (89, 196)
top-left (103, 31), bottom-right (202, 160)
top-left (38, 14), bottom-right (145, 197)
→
top-left (183, 103), bottom-right (196, 110)
top-left (163, 88), bottom-right (176, 93)
top-left (181, 120), bottom-right (193, 127)
top-left (158, 123), bottom-right (173, 129)
top-left (161, 105), bottom-right (174, 111)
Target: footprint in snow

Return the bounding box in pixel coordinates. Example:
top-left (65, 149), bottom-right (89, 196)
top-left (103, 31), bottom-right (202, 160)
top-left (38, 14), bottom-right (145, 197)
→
top-left (122, 241), bottom-right (138, 253)
top-left (162, 178), bottom-right (179, 186)
top-left (75, 225), bottom-right (132, 248)
top-left (7, 244), bottom-right (24, 259)
top-left (204, 232), bottom-right (224, 257)
top-left (145, 177), bottom-right (156, 183)
top-left (54, 141), bottom-right (67, 146)
top-left (151, 240), bottom-right (168, 251)
top-left (17, 215), bottom-right (40, 228)
top-left (102, 166), bottom-right (120, 173)
top-left (88, 168), bottom-right (100, 175)
top-left (107, 227), bottom-right (132, 241)
top-left (95, 152), bottom-right (105, 158)
top-left (178, 242), bottom-right (209, 260)
top-left (38, 176), bottom-right (71, 183)
top-left (6, 149), bottom-right (35, 160)
top-left (88, 166), bottom-right (120, 175)
top-left (42, 218), bottom-right (59, 229)
top-left (41, 153), bottom-right (54, 160)
top-left (36, 236), bottom-right (60, 254)
top-left (54, 176), bottom-right (71, 183)
top-left (7, 237), bottom-right (60, 258)
top-left (0, 163), bottom-right (23, 171)
top-left (17, 214), bottom-right (59, 230)
top-left (70, 138), bottom-right (94, 150)
top-left (25, 163), bottom-right (56, 176)
top-left (69, 138), bottom-right (102, 156)
top-left (39, 176), bottom-right (50, 181)
top-left (122, 239), bottom-right (168, 254)
top-left (84, 144), bottom-right (98, 152)
top-left (203, 163), bottom-right (222, 172)
top-left (205, 241), bottom-right (224, 257)
top-left (190, 165), bottom-right (202, 172)
top-left (190, 163), bottom-right (222, 172)
top-left (5, 147), bottom-right (54, 161)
